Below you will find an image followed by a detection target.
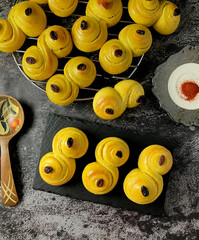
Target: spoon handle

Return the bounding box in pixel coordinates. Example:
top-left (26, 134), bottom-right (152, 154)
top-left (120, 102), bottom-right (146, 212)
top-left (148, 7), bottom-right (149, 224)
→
top-left (0, 140), bottom-right (19, 207)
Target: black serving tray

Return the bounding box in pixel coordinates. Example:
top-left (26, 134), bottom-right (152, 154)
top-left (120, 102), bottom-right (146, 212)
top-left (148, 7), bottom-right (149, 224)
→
top-left (33, 113), bottom-right (175, 216)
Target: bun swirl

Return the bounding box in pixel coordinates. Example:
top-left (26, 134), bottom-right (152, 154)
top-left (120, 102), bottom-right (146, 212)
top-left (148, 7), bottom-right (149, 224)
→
top-left (46, 74), bottom-right (79, 105)
top-left (86, 0), bottom-right (123, 28)
top-left (93, 80), bottom-right (145, 120)
top-left (30, 0), bottom-right (78, 17)
top-left (119, 24), bottom-right (152, 57)
top-left (128, 0), bottom-right (161, 27)
top-left (48, 0), bottom-right (78, 17)
top-left (82, 137), bottom-right (129, 195)
top-left (128, 0), bottom-right (180, 35)
top-left (46, 56), bottom-right (96, 105)
top-left (39, 127), bottom-right (89, 186)
top-left (52, 127), bottom-right (89, 159)
top-left (0, 1), bottom-right (47, 52)
top-left (123, 145), bottom-right (173, 204)
top-left (22, 25), bottom-right (73, 81)
top-left (153, 1), bottom-right (181, 35)
top-left (64, 56), bottom-right (96, 88)
top-left (99, 39), bottom-right (133, 75)
top-left (39, 152), bottom-right (76, 186)
top-left (71, 16), bottom-right (108, 52)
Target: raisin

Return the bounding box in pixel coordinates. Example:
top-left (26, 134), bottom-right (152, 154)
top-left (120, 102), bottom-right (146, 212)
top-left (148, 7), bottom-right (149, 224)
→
top-left (67, 137), bottom-right (73, 148)
top-left (26, 57), bottom-right (36, 64)
top-left (44, 166), bottom-right (53, 174)
top-left (97, 179), bottom-right (104, 187)
top-left (81, 20), bottom-right (88, 30)
top-left (116, 151), bottom-right (123, 158)
top-left (25, 8), bottom-right (32, 16)
top-left (136, 95), bottom-right (145, 103)
top-left (50, 84), bottom-right (59, 93)
top-left (50, 31), bottom-right (58, 40)
top-left (136, 30), bottom-right (145, 35)
top-left (159, 155), bottom-right (165, 166)
top-left (77, 64), bottom-right (86, 71)
top-left (114, 49), bottom-right (123, 57)
top-left (105, 108), bottom-right (114, 115)
top-left (141, 186), bottom-right (149, 197)
top-left (174, 8), bottom-right (180, 16)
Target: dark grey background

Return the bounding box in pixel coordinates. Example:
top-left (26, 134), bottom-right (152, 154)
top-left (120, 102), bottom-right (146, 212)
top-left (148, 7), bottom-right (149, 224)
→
top-left (0, 0), bottom-right (198, 239)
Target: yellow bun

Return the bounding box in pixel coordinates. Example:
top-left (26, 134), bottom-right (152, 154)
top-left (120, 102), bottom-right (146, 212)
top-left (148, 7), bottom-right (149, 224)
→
top-left (39, 127), bottom-right (89, 186)
top-left (64, 56), bottom-right (96, 88)
top-left (128, 0), bottom-right (161, 27)
top-left (46, 57), bottom-right (96, 105)
top-left (11, 1), bottom-right (47, 37)
top-left (93, 87), bottom-right (125, 120)
top-left (124, 145), bottom-right (173, 204)
top-left (95, 137), bottom-right (130, 167)
top-left (153, 1), bottom-right (180, 35)
top-left (82, 162), bottom-right (117, 195)
top-left (0, 1), bottom-right (47, 52)
top-left (46, 74), bottom-right (79, 105)
top-left (31, 0), bottom-right (78, 17)
top-left (71, 16), bottom-right (108, 52)
top-left (52, 127), bottom-right (89, 159)
top-left (86, 0), bottom-right (123, 28)
top-left (48, 0), bottom-right (78, 17)
top-left (82, 137), bottom-right (129, 195)
top-left (93, 79), bottom-right (145, 120)
top-left (119, 24), bottom-right (152, 57)
top-left (39, 152), bottom-right (76, 186)
top-left (114, 79), bottom-right (145, 108)
top-left (22, 25), bottom-right (73, 81)
top-left (43, 25), bottom-right (73, 58)
top-left (99, 39), bottom-right (133, 75)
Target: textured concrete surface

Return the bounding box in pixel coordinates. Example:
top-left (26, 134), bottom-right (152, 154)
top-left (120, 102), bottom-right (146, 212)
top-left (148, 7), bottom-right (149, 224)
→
top-left (0, 0), bottom-right (199, 239)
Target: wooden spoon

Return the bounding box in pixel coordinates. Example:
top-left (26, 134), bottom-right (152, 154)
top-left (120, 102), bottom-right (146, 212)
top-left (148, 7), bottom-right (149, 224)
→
top-left (0, 95), bottom-right (24, 207)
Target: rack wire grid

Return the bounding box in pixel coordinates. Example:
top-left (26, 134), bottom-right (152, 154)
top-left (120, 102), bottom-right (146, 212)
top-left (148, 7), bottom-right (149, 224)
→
top-left (12, 0), bottom-right (144, 101)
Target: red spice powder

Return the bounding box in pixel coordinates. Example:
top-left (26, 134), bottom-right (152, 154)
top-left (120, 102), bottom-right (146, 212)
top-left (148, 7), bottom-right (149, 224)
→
top-left (180, 81), bottom-right (199, 101)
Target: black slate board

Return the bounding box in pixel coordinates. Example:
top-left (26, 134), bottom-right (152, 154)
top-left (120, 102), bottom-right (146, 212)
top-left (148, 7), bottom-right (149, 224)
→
top-left (33, 113), bottom-right (174, 216)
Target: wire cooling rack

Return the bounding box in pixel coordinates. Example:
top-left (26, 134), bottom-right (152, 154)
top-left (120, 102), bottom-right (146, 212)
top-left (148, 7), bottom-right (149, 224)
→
top-left (12, 0), bottom-right (144, 101)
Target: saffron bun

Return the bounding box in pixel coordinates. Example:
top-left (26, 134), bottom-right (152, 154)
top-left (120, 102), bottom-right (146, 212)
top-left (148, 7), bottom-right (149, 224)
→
top-left (93, 87), bottom-right (125, 120)
top-left (52, 127), bottom-right (89, 159)
top-left (22, 25), bottom-right (73, 81)
top-left (46, 56), bottom-right (96, 105)
top-left (86, 0), bottom-right (123, 28)
top-left (128, 0), bottom-right (161, 27)
top-left (48, 0), bottom-right (78, 17)
top-left (114, 79), bottom-right (145, 108)
top-left (71, 16), bottom-right (108, 52)
top-left (39, 152), bottom-right (76, 186)
top-left (82, 137), bottom-right (129, 195)
top-left (46, 74), bottom-right (79, 105)
top-left (30, 0), bottom-right (78, 17)
top-left (119, 24), bottom-right (152, 57)
top-left (123, 145), bottom-right (173, 204)
top-left (64, 56), bottom-right (96, 88)
top-left (153, 1), bottom-right (181, 35)
top-left (93, 79), bottom-right (145, 120)
top-left (39, 127), bottom-right (89, 186)
top-left (99, 39), bottom-right (133, 75)
top-left (0, 1), bottom-right (47, 53)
